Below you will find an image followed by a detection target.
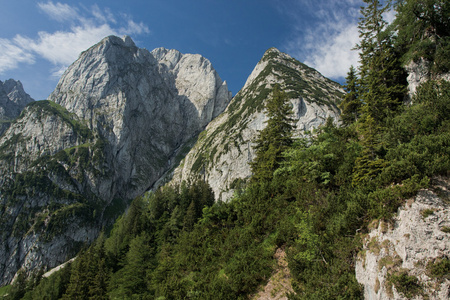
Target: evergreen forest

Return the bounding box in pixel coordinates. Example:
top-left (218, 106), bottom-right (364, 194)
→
top-left (3, 0), bottom-right (450, 299)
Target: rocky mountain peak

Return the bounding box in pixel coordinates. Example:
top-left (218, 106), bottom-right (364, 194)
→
top-left (0, 79), bottom-right (34, 135)
top-left (171, 48), bottom-right (344, 201)
top-left (47, 35), bottom-right (231, 201)
top-left (1, 79), bottom-right (33, 104)
top-left (0, 79), bottom-right (34, 115)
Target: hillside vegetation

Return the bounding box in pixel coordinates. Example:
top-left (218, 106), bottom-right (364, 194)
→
top-left (6, 0), bottom-right (450, 299)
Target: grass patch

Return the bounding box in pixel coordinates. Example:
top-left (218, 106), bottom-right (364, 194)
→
top-left (440, 226), bottom-right (450, 233)
top-left (388, 270), bottom-right (423, 298)
top-left (420, 208), bottom-right (435, 219)
top-left (427, 256), bottom-right (450, 280)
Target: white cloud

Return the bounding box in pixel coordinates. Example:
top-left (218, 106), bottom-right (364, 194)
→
top-left (281, 0), bottom-right (363, 80)
top-left (0, 2), bottom-right (150, 76)
top-left (302, 23), bottom-right (360, 79)
top-left (120, 20), bottom-right (150, 36)
top-left (38, 1), bottom-right (79, 22)
top-left (15, 24), bottom-right (117, 66)
top-left (0, 38), bottom-right (35, 73)
top-left (91, 5), bottom-right (117, 25)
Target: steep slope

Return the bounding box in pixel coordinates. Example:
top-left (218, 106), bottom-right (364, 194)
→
top-left (0, 101), bottom-right (105, 285)
top-left (0, 35), bottom-right (231, 285)
top-left (172, 48), bottom-right (344, 200)
top-left (0, 79), bottom-right (34, 135)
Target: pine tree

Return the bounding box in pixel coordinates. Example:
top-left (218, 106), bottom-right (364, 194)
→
top-left (108, 234), bottom-right (153, 298)
top-left (250, 85), bottom-right (296, 182)
top-left (88, 234), bottom-right (109, 299)
top-left (394, 0), bottom-right (450, 74)
top-left (62, 250), bottom-right (90, 299)
top-left (352, 0), bottom-right (407, 185)
top-left (356, 0), bottom-right (407, 125)
top-left (182, 201), bottom-right (196, 232)
top-left (339, 65), bottom-right (361, 125)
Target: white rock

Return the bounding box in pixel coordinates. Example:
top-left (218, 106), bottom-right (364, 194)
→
top-left (356, 177), bottom-right (450, 300)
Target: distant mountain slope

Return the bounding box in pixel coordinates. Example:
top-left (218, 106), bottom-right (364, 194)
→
top-left (0, 79), bottom-right (34, 135)
top-left (171, 48), bottom-right (344, 201)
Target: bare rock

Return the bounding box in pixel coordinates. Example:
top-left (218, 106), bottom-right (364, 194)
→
top-left (356, 177), bottom-right (450, 299)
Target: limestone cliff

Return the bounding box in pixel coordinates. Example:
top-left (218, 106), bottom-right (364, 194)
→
top-left (171, 48), bottom-right (344, 201)
top-left (405, 59), bottom-right (450, 99)
top-left (356, 177), bottom-right (450, 300)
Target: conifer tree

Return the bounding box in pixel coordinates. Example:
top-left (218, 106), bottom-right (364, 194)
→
top-left (182, 201), bottom-right (196, 232)
top-left (250, 85), bottom-right (296, 182)
top-left (62, 250), bottom-right (90, 299)
top-left (339, 65), bottom-right (361, 125)
top-left (356, 0), bottom-right (407, 125)
top-left (352, 0), bottom-right (407, 185)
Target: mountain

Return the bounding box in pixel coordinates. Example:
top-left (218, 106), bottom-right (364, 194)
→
top-left (0, 35), bottom-right (231, 285)
top-left (48, 35), bottom-right (231, 201)
top-left (171, 47), bottom-right (344, 200)
top-left (0, 79), bottom-right (34, 135)
top-left (0, 38), bottom-right (344, 288)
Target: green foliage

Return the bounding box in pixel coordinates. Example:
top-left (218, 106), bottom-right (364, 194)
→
top-left (421, 208), bottom-right (435, 218)
top-left (339, 65), bottom-right (361, 125)
top-left (388, 271), bottom-right (422, 298)
top-left (0, 285), bottom-right (11, 297)
top-left (427, 256), bottom-right (450, 279)
top-left (356, 0), bottom-right (407, 125)
top-left (22, 264), bottom-right (72, 300)
top-left (20, 3), bottom-right (450, 298)
top-left (394, 0), bottom-right (450, 73)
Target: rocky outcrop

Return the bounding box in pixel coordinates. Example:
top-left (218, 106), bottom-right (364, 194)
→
top-left (405, 59), bottom-right (450, 98)
top-left (0, 35), bottom-right (231, 285)
top-left (356, 177), bottom-right (450, 299)
top-left (171, 48), bottom-right (344, 201)
top-left (0, 79), bottom-right (34, 135)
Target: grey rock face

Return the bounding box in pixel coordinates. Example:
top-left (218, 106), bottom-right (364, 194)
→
top-left (0, 103), bottom-right (81, 173)
top-left (0, 79), bottom-right (34, 135)
top-left (49, 35), bottom-right (231, 201)
top-left (0, 35), bottom-right (231, 285)
top-left (0, 101), bottom-right (100, 285)
top-left (405, 59), bottom-right (450, 99)
top-left (355, 177), bottom-right (450, 300)
top-left (171, 48), bottom-right (344, 201)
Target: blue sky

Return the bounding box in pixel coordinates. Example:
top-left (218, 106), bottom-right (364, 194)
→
top-left (0, 0), bottom-right (367, 100)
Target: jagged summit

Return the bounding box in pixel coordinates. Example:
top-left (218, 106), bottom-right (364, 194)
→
top-left (48, 34), bottom-right (232, 200)
top-left (0, 79), bottom-right (34, 135)
top-left (0, 79), bottom-right (34, 116)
